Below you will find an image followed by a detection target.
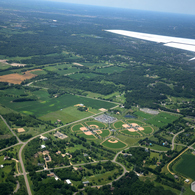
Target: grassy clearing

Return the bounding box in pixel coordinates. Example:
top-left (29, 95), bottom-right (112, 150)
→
top-left (134, 111), bottom-right (153, 119)
top-left (147, 144), bottom-right (169, 151)
top-left (0, 117), bottom-right (12, 137)
top-left (146, 112), bottom-right (179, 128)
top-left (174, 153), bottom-right (195, 180)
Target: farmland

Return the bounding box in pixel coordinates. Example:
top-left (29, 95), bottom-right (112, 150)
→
top-left (0, 91), bottom-right (116, 118)
top-left (146, 112), bottom-right (179, 127)
top-left (173, 153), bottom-right (195, 180)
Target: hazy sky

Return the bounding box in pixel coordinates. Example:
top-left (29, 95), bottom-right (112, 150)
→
top-left (45, 0), bottom-right (195, 15)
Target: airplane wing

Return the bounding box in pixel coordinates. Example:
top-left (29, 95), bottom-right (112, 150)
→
top-left (105, 30), bottom-right (195, 61)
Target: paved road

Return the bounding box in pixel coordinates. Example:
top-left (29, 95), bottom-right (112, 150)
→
top-left (0, 115), bottom-right (22, 144)
top-left (171, 129), bottom-right (185, 150)
top-left (0, 143), bottom-right (22, 153)
top-left (13, 180), bottom-right (20, 194)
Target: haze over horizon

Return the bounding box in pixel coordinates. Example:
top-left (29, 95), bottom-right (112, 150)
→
top-left (43, 0), bottom-right (195, 15)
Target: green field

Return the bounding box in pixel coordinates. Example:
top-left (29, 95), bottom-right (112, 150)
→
top-left (0, 117), bottom-right (12, 138)
top-left (0, 92), bottom-right (116, 117)
top-left (77, 133), bottom-right (96, 139)
top-left (43, 64), bottom-right (79, 75)
top-left (125, 119), bottom-right (145, 126)
top-left (121, 130), bottom-right (140, 136)
top-left (113, 121), bottom-right (125, 128)
top-left (99, 130), bottom-right (110, 137)
top-left (146, 112), bottom-right (179, 128)
top-left (71, 124), bottom-right (84, 132)
top-left (69, 72), bottom-right (99, 80)
top-left (102, 139), bottom-right (127, 149)
top-left (142, 127), bottom-right (153, 134)
top-left (134, 111), bottom-right (153, 119)
top-left (96, 66), bottom-right (125, 74)
top-left (85, 121), bottom-right (106, 128)
top-left (174, 154), bottom-right (195, 180)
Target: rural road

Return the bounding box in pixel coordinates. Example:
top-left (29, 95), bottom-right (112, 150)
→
top-left (0, 115), bottom-right (22, 144)
top-left (171, 129), bottom-right (185, 150)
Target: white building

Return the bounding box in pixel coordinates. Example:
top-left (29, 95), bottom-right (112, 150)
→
top-left (66, 179), bottom-right (71, 185)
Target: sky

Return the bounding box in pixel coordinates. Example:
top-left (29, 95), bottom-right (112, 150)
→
top-left (45, 0), bottom-right (195, 15)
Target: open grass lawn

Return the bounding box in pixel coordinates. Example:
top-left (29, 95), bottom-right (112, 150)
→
top-left (71, 124), bottom-right (84, 132)
top-left (99, 130), bottom-right (110, 137)
top-left (146, 112), bottom-right (179, 128)
top-left (0, 93), bottom-right (116, 117)
top-left (134, 111), bottom-right (153, 119)
top-left (96, 66), bottom-right (125, 74)
top-left (85, 121), bottom-right (107, 128)
top-left (121, 130), bottom-right (140, 136)
top-left (102, 139), bottom-right (127, 149)
top-left (77, 133), bottom-right (96, 139)
top-left (147, 144), bottom-right (169, 152)
top-left (125, 119), bottom-right (145, 126)
top-left (142, 126), bottom-right (153, 134)
top-left (113, 120), bottom-right (125, 128)
top-left (174, 154), bottom-right (195, 180)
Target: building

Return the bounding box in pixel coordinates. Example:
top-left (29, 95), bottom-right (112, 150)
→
top-left (83, 181), bottom-right (90, 186)
top-left (191, 181), bottom-right (195, 192)
top-left (41, 145), bottom-right (46, 149)
top-left (47, 173), bottom-right (55, 177)
top-left (66, 179), bottom-right (71, 185)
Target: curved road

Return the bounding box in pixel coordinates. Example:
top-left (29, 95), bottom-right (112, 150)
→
top-left (171, 129), bottom-right (185, 150)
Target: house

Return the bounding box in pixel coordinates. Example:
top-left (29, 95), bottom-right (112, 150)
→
top-left (37, 163), bottom-right (44, 166)
top-left (41, 145), bottom-right (46, 149)
top-left (185, 179), bottom-right (190, 183)
top-left (83, 181), bottom-right (90, 186)
top-left (55, 176), bottom-right (59, 181)
top-left (0, 165), bottom-right (3, 168)
top-left (47, 173), bottom-right (55, 177)
top-left (45, 157), bottom-right (50, 161)
top-left (65, 179), bottom-right (71, 185)
top-left (4, 156), bottom-right (10, 160)
top-left (174, 175), bottom-right (179, 179)
top-left (83, 153), bottom-right (88, 157)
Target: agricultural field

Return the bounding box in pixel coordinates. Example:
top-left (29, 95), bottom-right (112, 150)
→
top-left (101, 138), bottom-right (127, 149)
top-left (146, 112), bottom-right (179, 128)
top-left (173, 153), bottom-right (195, 180)
top-left (43, 64), bottom-right (79, 75)
top-left (0, 91), bottom-right (116, 117)
top-left (134, 111), bottom-right (153, 119)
